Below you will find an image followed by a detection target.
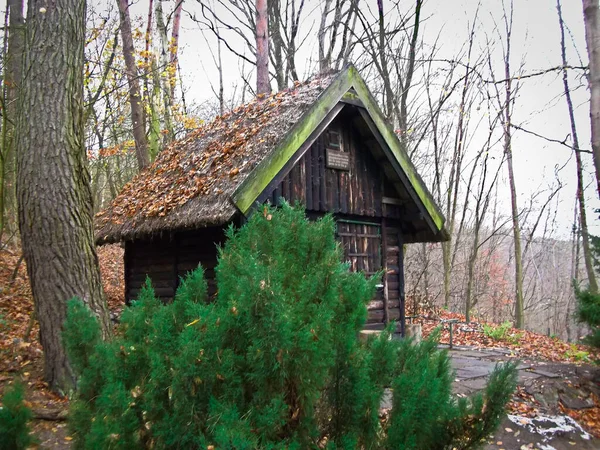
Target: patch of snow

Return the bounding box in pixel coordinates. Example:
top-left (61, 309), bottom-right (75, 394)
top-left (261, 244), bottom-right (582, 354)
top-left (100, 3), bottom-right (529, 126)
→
top-left (507, 414), bottom-right (591, 441)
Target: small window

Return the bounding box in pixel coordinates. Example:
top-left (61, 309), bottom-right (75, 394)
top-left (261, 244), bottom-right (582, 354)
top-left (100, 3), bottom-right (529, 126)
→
top-left (327, 129), bottom-right (341, 150)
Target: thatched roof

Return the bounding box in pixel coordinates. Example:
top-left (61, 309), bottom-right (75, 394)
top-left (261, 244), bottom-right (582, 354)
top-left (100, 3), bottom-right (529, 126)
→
top-left (96, 65), bottom-right (448, 245)
top-left (95, 73), bottom-right (338, 244)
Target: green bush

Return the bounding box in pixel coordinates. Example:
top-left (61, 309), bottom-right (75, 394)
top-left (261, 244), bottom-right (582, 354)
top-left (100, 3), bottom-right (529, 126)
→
top-left (575, 286), bottom-right (600, 347)
top-left (564, 344), bottom-right (591, 362)
top-left (0, 382), bottom-right (34, 450)
top-left (64, 204), bottom-right (517, 449)
top-left (482, 321), bottom-right (522, 344)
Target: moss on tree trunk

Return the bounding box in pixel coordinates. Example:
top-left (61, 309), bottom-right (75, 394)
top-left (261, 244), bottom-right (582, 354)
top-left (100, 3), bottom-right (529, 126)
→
top-left (15, 0), bottom-right (111, 393)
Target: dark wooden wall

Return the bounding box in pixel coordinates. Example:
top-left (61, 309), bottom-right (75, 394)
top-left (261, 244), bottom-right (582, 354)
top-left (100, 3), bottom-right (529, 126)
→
top-left (125, 227), bottom-right (226, 303)
top-left (124, 116), bottom-right (406, 331)
top-left (270, 117), bottom-right (404, 220)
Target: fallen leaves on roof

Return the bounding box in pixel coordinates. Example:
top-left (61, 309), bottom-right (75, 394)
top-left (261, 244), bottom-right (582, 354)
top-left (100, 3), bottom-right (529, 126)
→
top-left (95, 73), bottom-right (336, 242)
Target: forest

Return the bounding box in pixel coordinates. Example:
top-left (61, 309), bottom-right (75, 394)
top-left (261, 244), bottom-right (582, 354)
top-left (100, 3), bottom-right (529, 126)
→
top-left (3, 0), bottom-right (596, 336)
top-left (1, 0), bottom-right (600, 447)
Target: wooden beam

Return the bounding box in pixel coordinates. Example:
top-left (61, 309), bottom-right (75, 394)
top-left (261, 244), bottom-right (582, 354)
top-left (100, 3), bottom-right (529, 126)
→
top-left (382, 216), bottom-right (389, 325)
top-left (398, 231), bottom-right (406, 336)
top-left (382, 196), bottom-right (403, 205)
top-left (340, 90), bottom-right (365, 108)
top-left (124, 241), bottom-right (131, 305)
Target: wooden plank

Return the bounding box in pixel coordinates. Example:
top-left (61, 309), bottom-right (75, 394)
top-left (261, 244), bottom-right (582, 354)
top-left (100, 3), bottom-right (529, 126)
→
top-left (173, 233), bottom-right (179, 293)
top-left (124, 241), bottom-right (131, 304)
top-left (368, 309), bottom-right (400, 323)
top-left (129, 287), bottom-right (174, 299)
top-left (319, 135), bottom-right (326, 210)
top-left (367, 300), bottom-right (400, 310)
top-left (312, 139), bottom-right (320, 210)
top-left (387, 281), bottom-right (399, 291)
top-left (398, 230), bottom-right (405, 336)
top-left (340, 126), bottom-right (349, 214)
top-left (132, 262), bottom-right (175, 273)
top-left (128, 278), bottom-right (174, 288)
top-left (305, 148), bottom-right (313, 210)
top-left (232, 67), bottom-right (353, 214)
top-left (381, 217), bottom-right (389, 325)
top-left (337, 232), bottom-right (381, 238)
top-left (272, 186), bottom-right (280, 206)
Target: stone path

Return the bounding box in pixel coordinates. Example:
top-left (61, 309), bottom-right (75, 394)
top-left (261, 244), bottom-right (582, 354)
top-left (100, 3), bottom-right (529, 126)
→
top-left (447, 346), bottom-right (599, 449)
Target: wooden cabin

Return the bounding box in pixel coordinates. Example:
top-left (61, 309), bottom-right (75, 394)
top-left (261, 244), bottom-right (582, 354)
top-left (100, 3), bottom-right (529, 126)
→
top-left (95, 65), bottom-right (448, 334)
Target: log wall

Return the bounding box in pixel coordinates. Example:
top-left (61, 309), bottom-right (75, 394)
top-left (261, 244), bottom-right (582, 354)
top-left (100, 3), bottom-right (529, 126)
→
top-left (125, 227), bottom-right (226, 303)
top-left (270, 117), bottom-right (401, 220)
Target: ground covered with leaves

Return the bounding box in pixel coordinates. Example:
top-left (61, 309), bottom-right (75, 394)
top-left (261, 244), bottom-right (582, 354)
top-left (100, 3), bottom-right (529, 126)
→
top-left (0, 244), bottom-right (599, 447)
top-left (418, 311), bottom-right (600, 439)
top-left (0, 245), bottom-right (123, 448)
top-left (418, 310), bottom-right (600, 363)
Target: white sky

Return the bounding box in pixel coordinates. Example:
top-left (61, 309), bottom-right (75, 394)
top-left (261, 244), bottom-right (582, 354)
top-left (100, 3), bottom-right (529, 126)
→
top-left (128, 0), bottom-right (597, 239)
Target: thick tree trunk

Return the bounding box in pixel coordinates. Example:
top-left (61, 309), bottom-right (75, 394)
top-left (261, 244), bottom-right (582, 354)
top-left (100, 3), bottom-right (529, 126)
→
top-left (15, 0), bottom-right (111, 393)
top-left (117, 0), bottom-right (150, 170)
top-left (582, 0), bottom-right (600, 198)
top-left (256, 0), bottom-right (271, 95)
top-left (559, 0), bottom-right (598, 293)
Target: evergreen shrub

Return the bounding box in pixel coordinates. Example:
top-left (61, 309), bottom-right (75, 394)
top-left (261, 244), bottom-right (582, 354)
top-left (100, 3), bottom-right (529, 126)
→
top-left (0, 382), bottom-right (34, 450)
top-left (64, 203), bottom-right (517, 449)
top-left (575, 286), bottom-right (600, 348)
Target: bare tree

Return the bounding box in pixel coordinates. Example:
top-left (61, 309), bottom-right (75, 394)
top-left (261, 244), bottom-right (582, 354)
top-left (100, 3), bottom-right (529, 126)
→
top-left (117, 0), bottom-right (150, 170)
top-left (558, 0), bottom-right (598, 292)
top-left (490, 0), bottom-right (525, 329)
top-left (581, 0), bottom-right (600, 198)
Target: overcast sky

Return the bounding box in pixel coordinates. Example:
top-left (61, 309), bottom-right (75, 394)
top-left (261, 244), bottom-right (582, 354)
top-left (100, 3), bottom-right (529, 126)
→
top-left (128, 0), bottom-right (596, 239)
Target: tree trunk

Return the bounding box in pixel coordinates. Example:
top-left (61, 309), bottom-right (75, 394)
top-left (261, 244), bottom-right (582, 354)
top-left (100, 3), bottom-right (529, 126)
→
top-left (15, 0), bottom-right (111, 393)
top-left (582, 0), bottom-right (600, 198)
top-left (558, 0), bottom-right (598, 293)
top-left (155, 0), bottom-right (174, 143)
top-left (0, 0), bottom-right (25, 242)
top-left (256, 0), bottom-right (271, 95)
top-left (269, 0), bottom-right (286, 90)
top-left (117, 0), bottom-right (149, 170)
top-left (318, 0), bottom-right (333, 73)
top-left (497, 2), bottom-right (525, 329)
top-left (399, 0), bottom-right (423, 137)
top-left (169, 0), bottom-right (184, 101)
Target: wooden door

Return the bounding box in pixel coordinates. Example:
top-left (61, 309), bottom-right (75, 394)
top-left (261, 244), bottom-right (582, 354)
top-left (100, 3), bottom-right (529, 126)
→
top-left (336, 220), bottom-right (386, 327)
